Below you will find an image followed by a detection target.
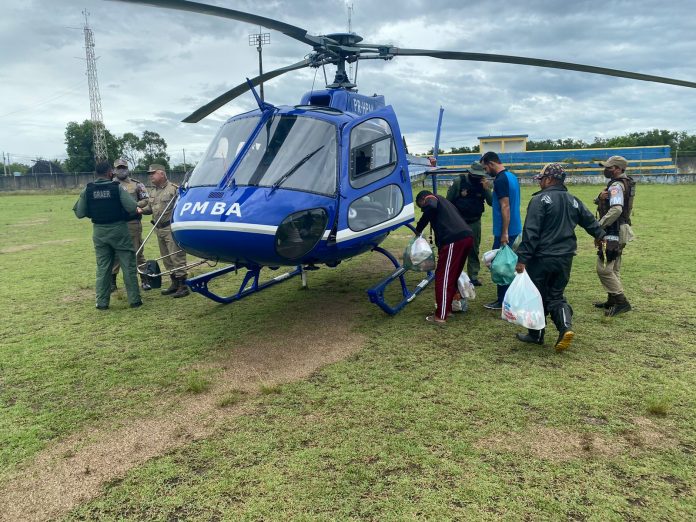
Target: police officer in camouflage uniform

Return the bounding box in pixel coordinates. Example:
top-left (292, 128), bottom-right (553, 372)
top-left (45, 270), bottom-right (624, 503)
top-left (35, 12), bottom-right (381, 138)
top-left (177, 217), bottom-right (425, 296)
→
top-left (594, 156), bottom-right (635, 317)
top-left (141, 164), bottom-right (190, 298)
top-left (446, 162), bottom-right (493, 286)
top-left (111, 158), bottom-right (151, 292)
top-left (73, 161), bottom-right (142, 309)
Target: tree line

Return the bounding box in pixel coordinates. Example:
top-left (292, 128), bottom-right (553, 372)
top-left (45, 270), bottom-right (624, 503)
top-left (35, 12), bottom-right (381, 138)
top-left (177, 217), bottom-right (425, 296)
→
top-left (8, 120), bottom-right (193, 176)
top-left (427, 129), bottom-right (696, 156)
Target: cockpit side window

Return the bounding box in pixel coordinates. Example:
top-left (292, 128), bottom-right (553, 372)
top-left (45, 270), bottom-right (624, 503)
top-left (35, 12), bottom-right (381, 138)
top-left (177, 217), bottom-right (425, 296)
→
top-left (349, 118), bottom-right (397, 189)
top-left (187, 116), bottom-right (260, 187)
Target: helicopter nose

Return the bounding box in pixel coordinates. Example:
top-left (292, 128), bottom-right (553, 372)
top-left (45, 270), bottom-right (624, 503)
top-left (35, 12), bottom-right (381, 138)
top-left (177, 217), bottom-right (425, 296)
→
top-left (275, 208), bottom-right (329, 260)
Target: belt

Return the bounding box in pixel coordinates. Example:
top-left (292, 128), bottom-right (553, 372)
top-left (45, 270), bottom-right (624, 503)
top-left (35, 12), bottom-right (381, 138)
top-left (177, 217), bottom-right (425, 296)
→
top-left (152, 220), bottom-right (171, 229)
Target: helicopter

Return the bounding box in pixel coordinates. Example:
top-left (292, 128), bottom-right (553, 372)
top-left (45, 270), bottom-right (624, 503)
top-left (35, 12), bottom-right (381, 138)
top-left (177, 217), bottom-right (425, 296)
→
top-left (113, 0), bottom-right (696, 314)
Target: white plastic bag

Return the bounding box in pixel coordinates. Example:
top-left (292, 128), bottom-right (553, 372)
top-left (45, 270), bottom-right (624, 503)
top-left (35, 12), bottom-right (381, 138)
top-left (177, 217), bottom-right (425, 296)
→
top-left (457, 272), bottom-right (476, 300)
top-left (482, 249), bottom-right (499, 268)
top-left (452, 298), bottom-right (469, 313)
top-left (501, 270), bottom-right (546, 330)
top-left (409, 236), bottom-right (433, 264)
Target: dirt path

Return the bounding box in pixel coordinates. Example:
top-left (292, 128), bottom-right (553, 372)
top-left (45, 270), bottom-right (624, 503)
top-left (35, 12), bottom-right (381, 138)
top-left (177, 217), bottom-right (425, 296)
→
top-left (0, 297), bottom-right (365, 521)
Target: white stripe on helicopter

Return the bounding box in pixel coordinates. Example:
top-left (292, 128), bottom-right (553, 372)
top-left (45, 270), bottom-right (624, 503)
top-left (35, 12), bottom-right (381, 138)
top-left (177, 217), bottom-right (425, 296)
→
top-left (171, 203), bottom-right (414, 243)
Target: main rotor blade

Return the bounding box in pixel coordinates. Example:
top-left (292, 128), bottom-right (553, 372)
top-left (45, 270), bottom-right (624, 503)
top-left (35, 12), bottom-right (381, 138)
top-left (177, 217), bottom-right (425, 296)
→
top-left (109, 0), bottom-right (323, 46)
top-left (390, 48), bottom-right (696, 89)
top-left (183, 58), bottom-right (312, 123)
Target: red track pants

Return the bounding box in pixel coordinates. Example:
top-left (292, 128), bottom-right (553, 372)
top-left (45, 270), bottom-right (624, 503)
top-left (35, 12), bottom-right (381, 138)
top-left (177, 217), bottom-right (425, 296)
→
top-left (435, 236), bottom-right (473, 321)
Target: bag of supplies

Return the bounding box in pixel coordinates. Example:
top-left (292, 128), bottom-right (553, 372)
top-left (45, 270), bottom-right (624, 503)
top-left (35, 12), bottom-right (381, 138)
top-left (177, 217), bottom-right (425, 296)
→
top-left (457, 272), bottom-right (476, 300)
top-left (502, 270), bottom-right (546, 330)
top-left (490, 244), bottom-right (518, 285)
top-left (403, 236), bottom-right (435, 272)
top-left (482, 248), bottom-right (499, 268)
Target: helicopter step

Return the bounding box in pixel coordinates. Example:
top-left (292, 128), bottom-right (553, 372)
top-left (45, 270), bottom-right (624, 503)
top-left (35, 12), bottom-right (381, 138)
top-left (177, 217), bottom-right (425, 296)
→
top-left (185, 264), bottom-right (305, 305)
top-left (367, 245), bottom-right (434, 315)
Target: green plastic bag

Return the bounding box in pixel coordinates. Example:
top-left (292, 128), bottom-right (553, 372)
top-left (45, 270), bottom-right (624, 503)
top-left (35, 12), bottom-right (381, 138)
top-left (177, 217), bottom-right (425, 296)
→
top-left (490, 244), bottom-right (518, 285)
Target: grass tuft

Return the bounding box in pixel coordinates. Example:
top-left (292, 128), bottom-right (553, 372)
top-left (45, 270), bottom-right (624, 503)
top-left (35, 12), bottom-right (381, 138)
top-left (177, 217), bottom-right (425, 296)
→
top-left (183, 372), bottom-right (211, 394)
top-left (216, 390), bottom-right (246, 408)
top-left (646, 396), bottom-right (672, 417)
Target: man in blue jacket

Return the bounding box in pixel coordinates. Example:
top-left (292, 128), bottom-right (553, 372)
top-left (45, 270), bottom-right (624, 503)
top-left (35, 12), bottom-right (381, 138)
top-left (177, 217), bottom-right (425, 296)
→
top-left (480, 151), bottom-right (522, 309)
top-left (514, 164), bottom-right (605, 351)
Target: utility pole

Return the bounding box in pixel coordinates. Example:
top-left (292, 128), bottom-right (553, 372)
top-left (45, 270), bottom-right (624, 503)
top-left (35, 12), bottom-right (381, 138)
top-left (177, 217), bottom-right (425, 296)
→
top-left (347, 2), bottom-right (354, 82)
top-left (248, 28), bottom-right (270, 101)
top-left (2, 152), bottom-right (8, 176)
top-left (82, 10), bottom-right (107, 165)
top-left (182, 148), bottom-right (187, 173)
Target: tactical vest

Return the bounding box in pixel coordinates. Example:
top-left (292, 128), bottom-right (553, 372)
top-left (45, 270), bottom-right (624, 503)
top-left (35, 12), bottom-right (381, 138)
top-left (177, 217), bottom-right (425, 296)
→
top-left (85, 182), bottom-right (130, 224)
top-left (453, 174), bottom-right (486, 223)
top-left (597, 175), bottom-right (635, 235)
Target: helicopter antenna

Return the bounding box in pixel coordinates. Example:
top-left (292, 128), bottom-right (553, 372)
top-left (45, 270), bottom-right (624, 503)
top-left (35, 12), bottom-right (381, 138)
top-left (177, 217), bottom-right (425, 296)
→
top-left (322, 63), bottom-right (328, 86)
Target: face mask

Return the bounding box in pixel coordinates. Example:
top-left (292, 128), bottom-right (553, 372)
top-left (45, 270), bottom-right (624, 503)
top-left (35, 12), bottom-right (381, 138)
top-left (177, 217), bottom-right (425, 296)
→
top-left (115, 169), bottom-right (128, 180)
top-left (603, 169), bottom-right (613, 179)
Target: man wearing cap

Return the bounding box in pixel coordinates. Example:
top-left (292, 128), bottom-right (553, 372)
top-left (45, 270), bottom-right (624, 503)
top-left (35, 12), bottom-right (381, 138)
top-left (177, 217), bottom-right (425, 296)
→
top-left (73, 160), bottom-right (142, 310)
top-left (446, 162), bottom-right (493, 286)
top-left (594, 156), bottom-right (635, 316)
top-left (480, 151), bottom-right (522, 309)
top-left (110, 158), bottom-right (150, 292)
top-left (140, 163), bottom-right (190, 298)
top-left (514, 163), bottom-right (605, 351)
top-left (414, 190), bottom-right (474, 324)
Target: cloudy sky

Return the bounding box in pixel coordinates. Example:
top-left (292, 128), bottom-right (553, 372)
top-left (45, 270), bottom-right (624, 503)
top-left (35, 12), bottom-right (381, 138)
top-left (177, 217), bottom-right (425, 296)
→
top-left (2, 0), bottom-right (696, 168)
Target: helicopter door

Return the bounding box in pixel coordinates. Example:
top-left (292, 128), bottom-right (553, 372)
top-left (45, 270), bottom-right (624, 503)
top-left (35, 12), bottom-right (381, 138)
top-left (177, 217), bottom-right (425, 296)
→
top-left (337, 111), bottom-right (411, 246)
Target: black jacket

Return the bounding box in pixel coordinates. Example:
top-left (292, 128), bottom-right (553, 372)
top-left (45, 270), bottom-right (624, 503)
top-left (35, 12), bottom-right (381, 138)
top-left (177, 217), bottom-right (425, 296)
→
top-left (516, 184), bottom-right (605, 264)
top-left (415, 194), bottom-right (472, 248)
top-left (446, 174), bottom-right (493, 223)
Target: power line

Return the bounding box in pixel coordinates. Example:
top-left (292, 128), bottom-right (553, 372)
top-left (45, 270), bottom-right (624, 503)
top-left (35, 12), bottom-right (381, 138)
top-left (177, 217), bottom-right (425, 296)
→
top-left (0, 79), bottom-right (86, 119)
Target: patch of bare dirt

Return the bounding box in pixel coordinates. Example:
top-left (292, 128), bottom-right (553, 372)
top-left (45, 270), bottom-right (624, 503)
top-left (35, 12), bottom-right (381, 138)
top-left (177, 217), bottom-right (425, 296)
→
top-left (0, 239), bottom-right (74, 254)
top-left (475, 417), bottom-right (678, 462)
top-left (60, 288), bottom-right (94, 303)
top-left (0, 297), bottom-right (365, 522)
top-left (6, 218), bottom-right (49, 227)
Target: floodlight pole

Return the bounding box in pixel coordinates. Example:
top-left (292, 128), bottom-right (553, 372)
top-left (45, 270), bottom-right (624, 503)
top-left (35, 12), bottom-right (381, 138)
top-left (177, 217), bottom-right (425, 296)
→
top-left (249, 30), bottom-right (271, 101)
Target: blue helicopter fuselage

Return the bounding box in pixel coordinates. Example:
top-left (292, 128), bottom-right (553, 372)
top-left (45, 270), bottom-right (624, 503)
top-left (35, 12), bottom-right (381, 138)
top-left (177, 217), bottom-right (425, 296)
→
top-left (171, 89), bottom-right (415, 267)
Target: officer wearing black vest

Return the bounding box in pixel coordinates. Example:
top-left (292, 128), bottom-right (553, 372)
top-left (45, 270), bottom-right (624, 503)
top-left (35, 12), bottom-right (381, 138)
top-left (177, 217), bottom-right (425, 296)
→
top-left (446, 162), bottom-right (492, 286)
top-left (73, 161), bottom-right (142, 310)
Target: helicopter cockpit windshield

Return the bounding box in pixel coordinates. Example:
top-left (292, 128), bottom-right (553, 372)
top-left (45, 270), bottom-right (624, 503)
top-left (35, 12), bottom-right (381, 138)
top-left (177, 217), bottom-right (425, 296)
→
top-left (232, 115), bottom-right (337, 196)
top-left (187, 116), bottom-right (261, 187)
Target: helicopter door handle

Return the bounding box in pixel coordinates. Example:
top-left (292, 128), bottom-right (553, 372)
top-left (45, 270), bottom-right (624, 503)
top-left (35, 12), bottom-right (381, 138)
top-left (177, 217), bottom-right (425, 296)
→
top-left (400, 167), bottom-right (407, 183)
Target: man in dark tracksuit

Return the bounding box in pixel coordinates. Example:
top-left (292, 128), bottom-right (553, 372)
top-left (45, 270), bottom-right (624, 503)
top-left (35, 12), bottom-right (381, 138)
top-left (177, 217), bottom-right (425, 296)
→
top-left (514, 163), bottom-right (605, 351)
top-left (73, 161), bottom-right (142, 310)
top-left (446, 162), bottom-right (493, 286)
top-left (415, 190), bottom-right (474, 325)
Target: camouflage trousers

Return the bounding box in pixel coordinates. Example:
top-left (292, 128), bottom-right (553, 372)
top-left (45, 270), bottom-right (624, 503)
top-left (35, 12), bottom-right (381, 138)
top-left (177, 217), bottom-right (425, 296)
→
top-left (156, 226), bottom-right (187, 279)
top-left (112, 220), bottom-right (146, 276)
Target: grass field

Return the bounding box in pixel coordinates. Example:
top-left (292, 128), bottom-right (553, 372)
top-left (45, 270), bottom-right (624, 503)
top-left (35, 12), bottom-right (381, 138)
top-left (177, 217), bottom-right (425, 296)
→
top-left (0, 184), bottom-right (695, 520)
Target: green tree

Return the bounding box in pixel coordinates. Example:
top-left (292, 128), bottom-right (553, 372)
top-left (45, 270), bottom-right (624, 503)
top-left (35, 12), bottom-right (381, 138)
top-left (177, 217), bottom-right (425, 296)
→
top-left (7, 162), bottom-right (29, 175)
top-left (136, 130), bottom-right (170, 171)
top-left (64, 120), bottom-right (122, 173)
top-left (449, 145), bottom-right (480, 153)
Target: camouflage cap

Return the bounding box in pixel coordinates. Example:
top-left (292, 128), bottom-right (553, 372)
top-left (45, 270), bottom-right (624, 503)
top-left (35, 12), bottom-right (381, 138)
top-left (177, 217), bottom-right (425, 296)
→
top-left (466, 162), bottom-right (487, 177)
top-left (599, 156), bottom-right (628, 169)
top-left (114, 158), bottom-right (128, 168)
top-left (534, 162), bottom-right (566, 181)
top-left (148, 164), bottom-right (166, 173)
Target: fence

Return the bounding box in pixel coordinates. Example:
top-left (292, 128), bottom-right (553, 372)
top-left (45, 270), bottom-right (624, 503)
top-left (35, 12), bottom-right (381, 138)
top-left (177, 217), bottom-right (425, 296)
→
top-left (0, 171), bottom-right (189, 192)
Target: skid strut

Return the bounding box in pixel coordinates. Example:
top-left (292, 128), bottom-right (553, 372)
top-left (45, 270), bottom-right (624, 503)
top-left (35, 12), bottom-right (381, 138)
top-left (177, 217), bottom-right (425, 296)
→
top-left (185, 264), bottom-right (304, 304)
top-left (366, 245), bottom-right (434, 315)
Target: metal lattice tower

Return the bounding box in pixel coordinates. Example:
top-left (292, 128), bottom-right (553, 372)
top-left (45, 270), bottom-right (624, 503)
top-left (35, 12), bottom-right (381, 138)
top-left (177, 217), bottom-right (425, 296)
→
top-left (83, 10), bottom-right (107, 164)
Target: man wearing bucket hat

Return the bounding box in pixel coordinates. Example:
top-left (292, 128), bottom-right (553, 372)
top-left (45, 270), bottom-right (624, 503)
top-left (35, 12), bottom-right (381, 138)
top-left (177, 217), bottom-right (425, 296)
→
top-left (594, 155), bottom-right (635, 317)
top-left (446, 162), bottom-right (493, 286)
top-left (110, 158), bottom-right (150, 292)
top-left (514, 163), bottom-right (605, 351)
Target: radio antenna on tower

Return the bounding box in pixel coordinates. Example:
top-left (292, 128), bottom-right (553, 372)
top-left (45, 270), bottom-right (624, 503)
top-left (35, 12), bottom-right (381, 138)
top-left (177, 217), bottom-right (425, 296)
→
top-left (82, 9), bottom-right (107, 164)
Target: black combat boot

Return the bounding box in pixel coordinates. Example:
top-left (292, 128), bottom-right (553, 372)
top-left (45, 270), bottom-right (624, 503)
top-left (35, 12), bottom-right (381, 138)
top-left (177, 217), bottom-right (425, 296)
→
top-left (110, 274), bottom-right (118, 293)
top-left (161, 275), bottom-right (178, 295)
top-left (606, 293), bottom-right (631, 317)
top-left (516, 328), bottom-right (545, 345)
top-left (593, 293), bottom-right (614, 309)
top-left (140, 274), bottom-right (152, 291)
top-left (551, 304), bottom-right (574, 352)
top-left (172, 277), bottom-right (190, 298)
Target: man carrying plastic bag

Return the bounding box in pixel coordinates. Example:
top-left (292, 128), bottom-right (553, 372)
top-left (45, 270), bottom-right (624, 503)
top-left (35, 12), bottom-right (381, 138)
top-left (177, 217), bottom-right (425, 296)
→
top-left (502, 270), bottom-right (546, 330)
top-left (513, 163), bottom-right (606, 351)
top-left (414, 190), bottom-right (474, 325)
top-left (403, 235), bottom-right (435, 272)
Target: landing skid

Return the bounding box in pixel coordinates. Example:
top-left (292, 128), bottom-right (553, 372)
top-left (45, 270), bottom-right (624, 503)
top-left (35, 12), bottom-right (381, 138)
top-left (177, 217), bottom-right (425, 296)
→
top-left (366, 225), bottom-right (435, 315)
top-left (185, 264), bottom-right (304, 304)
